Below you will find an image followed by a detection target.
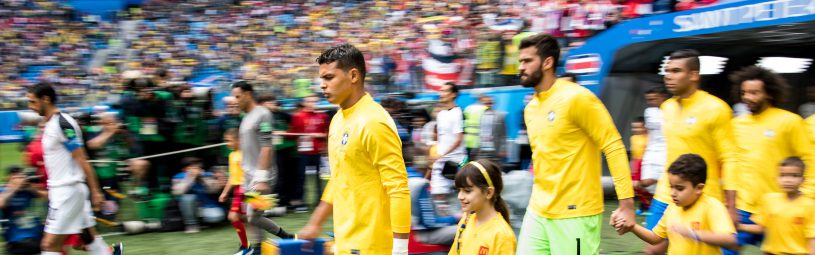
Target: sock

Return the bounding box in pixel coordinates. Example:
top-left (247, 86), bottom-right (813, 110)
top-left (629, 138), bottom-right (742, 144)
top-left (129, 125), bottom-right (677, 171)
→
top-left (276, 228), bottom-right (294, 239)
top-left (248, 225), bottom-right (264, 248)
top-left (248, 210), bottom-right (283, 237)
top-left (232, 220), bottom-right (249, 248)
top-left (41, 252), bottom-right (61, 255)
top-left (87, 237), bottom-right (112, 255)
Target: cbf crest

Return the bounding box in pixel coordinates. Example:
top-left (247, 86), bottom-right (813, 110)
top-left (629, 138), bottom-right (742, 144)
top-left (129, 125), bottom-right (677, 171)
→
top-left (341, 132), bottom-right (349, 145)
top-left (547, 111), bottom-right (556, 122)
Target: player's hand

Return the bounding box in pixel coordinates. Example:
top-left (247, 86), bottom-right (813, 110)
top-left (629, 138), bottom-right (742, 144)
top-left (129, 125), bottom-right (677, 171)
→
top-left (253, 182), bottom-right (270, 194)
top-left (91, 191), bottom-right (105, 210)
top-left (614, 203), bottom-right (636, 235)
top-left (219, 193), bottom-right (228, 203)
top-left (728, 207), bottom-right (740, 227)
top-left (297, 224), bottom-right (321, 240)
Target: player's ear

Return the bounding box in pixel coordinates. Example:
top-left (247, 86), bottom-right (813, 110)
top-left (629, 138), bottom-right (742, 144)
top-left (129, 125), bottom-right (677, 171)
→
top-left (349, 68), bottom-right (360, 85)
top-left (694, 183), bottom-right (705, 192)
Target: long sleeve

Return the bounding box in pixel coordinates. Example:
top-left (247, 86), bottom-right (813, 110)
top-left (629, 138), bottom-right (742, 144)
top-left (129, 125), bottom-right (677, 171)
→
top-left (788, 118), bottom-right (815, 196)
top-left (570, 92), bottom-right (634, 200)
top-left (711, 108), bottom-right (737, 191)
top-left (365, 121), bottom-right (411, 233)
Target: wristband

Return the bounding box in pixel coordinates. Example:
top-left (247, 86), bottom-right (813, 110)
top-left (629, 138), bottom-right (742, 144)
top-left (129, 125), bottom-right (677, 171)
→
top-left (253, 170), bottom-right (270, 183)
top-left (392, 238), bottom-right (408, 255)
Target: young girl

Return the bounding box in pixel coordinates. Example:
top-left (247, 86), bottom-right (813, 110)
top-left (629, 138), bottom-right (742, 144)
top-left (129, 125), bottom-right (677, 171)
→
top-left (449, 159), bottom-right (516, 255)
top-left (218, 129), bottom-right (251, 254)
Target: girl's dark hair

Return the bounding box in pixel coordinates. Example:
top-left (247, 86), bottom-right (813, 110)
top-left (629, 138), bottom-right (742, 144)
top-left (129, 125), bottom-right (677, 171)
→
top-left (454, 159), bottom-right (510, 223)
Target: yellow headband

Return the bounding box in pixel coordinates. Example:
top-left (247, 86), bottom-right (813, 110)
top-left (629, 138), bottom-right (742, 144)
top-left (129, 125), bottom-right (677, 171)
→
top-left (468, 161), bottom-right (494, 189)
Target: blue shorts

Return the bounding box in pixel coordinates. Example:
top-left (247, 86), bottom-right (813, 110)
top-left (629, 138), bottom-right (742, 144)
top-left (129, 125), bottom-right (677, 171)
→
top-left (645, 199), bottom-right (669, 230)
top-left (722, 210), bottom-right (763, 255)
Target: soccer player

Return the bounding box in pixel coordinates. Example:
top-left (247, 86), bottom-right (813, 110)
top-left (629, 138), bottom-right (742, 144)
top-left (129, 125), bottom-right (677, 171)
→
top-left (516, 33), bottom-right (635, 254)
top-left (640, 87), bottom-right (669, 198)
top-left (297, 44), bottom-right (411, 255)
top-left (449, 160), bottom-right (516, 255)
top-left (728, 66), bottom-right (815, 254)
top-left (614, 154), bottom-right (738, 254)
top-left (644, 49), bottom-right (737, 255)
top-left (231, 81), bottom-right (293, 253)
top-left (26, 82), bottom-right (121, 255)
top-left (808, 115), bottom-right (815, 147)
top-left (738, 157), bottom-right (815, 255)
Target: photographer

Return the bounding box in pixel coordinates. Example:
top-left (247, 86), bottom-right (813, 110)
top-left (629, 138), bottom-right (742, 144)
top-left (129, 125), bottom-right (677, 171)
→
top-left (171, 157), bottom-right (225, 233)
top-left (86, 112), bottom-right (136, 223)
top-left (0, 166), bottom-right (47, 255)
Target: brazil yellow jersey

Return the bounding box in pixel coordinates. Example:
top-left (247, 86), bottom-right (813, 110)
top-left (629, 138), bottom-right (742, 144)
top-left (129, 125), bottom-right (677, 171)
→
top-left (751, 193), bottom-right (815, 255)
top-left (631, 134), bottom-right (648, 160)
top-left (448, 213), bottom-right (516, 255)
top-left (808, 115), bottom-right (815, 145)
top-left (228, 150), bottom-right (243, 185)
top-left (654, 90), bottom-right (736, 203)
top-left (320, 94), bottom-right (411, 255)
top-left (653, 194), bottom-right (736, 255)
top-left (524, 79), bottom-right (634, 219)
top-left (733, 107), bottom-right (815, 212)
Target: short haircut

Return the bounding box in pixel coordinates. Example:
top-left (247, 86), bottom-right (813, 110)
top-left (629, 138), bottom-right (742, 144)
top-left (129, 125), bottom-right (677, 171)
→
top-left (668, 153), bottom-right (707, 186)
top-left (317, 43), bottom-right (366, 82)
top-left (7, 165), bottom-right (23, 175)
top-left (645, 86), bottom-right (670, 96)
top-left (257, 93), bottom-right (276, 104)
top-left (180, 157), bottom-right (202, 169)
top-left (633, 116), bottom-right (645, 123)
top-left (223, 128), bottom-right (238, 139)
top-left (29, 82), bottom-right (58, 104)
top-left (126, 77), bottom-right (156, 91)
top-left (668, 49), bottom-right (701, 72)
top-left (231, 80), bottom-right (255, 99)
top-left (519, 33), bottom-right (561, 69)
top-left (444, 82), bottom-right (460, 94)
top-left (730, 65), bottom-right (789, 107)
top-left (781, 156), bottom-right (806, 172)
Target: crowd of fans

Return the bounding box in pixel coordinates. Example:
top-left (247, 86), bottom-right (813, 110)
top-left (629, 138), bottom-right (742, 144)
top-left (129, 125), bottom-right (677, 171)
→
top-left (0, 0), bottom-right (723, 110)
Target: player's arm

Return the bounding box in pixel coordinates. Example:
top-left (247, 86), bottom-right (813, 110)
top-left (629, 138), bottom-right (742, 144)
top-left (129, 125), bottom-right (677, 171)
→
top-left (631, 224), bottom-right (664, 245)
top-left (253, 112), bottom-right (276, 193)
top-left (73, 147), bottom-right (105, 207)
top-left (367, 121), bottom-right (411, 249)
top-left (808, 238), bottom-right (815, 255)
top-left (788, 118), bottom-right (815, 196)
top-left (298, 187), bottom-right (334, 240)
top-left (736, 223), bottom-right (763, 234)
top-left (571, 92), bottom-right (635, 217)
top-left (440, 111), bottom-right (464, 157)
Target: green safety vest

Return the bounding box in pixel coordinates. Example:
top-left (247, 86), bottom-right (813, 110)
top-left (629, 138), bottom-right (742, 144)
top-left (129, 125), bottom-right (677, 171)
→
top-left (464, 104), bottom-right (488, 148)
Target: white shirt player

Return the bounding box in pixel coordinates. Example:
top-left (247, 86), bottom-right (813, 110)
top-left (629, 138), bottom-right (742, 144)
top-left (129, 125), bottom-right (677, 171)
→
top-left (641, 107), bottom-right (666, 193)
top-left (42, 112), bottom-right (87, 188)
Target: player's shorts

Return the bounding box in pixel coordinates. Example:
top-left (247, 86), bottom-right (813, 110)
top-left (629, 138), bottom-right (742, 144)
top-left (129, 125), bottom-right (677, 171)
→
top-left (645, 198), bottom-right (670, 230)
top-left (45, 183), bottom-right (96, 235)
top-left (430, 154), bottom-right (465, 195)
top-left (230, 186), bottom-right (245, 214)
top-left (723, 209), bottom-right (763, 255)
top-left (516, 210), bottom-right (602, 255)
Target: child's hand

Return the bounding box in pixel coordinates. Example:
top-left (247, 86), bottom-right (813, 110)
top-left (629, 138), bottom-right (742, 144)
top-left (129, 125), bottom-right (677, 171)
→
top-left (219, 193), bottom-right (228, 203)
top-left (609, 210), bottom-right (632, 235)
top-left (669, 224), bottom-right (696, 241)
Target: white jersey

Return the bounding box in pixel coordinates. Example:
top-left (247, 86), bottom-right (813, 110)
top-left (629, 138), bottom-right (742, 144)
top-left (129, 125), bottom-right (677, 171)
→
top-left (435, 106), bottom-right (465, 157)
top-left (641, 107), bottom-right (666, 185)
top-left (42, 112), bottom-right (86, 188)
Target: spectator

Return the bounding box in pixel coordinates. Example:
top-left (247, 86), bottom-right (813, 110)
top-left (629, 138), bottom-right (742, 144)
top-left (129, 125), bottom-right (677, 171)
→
top-left (212, 96), bottom-right (243, 165)
top-left (408, 167), bottom-right (458, 247)
top-left (0, 166), bottom-right (47, 255)
top-left (171, 157), bottom-right (226, 233)
top-left (85, 112), bottom-right (135, 223)
top-left (288, 94), bottom-right (328, 212)
top-left (258, 94), bottom-right (299, 212)
top-left (463, 94), bottom-right (487, 160)
top-left (475, 95), bottom-right (507, 162)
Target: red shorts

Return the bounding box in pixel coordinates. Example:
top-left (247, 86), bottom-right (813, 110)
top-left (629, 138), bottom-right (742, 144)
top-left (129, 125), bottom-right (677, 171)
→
top-left (230, 186), bottom-right (245, 214)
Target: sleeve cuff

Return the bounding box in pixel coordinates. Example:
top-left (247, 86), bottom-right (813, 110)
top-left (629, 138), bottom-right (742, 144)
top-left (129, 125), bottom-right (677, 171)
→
top-left (253, 170), bottom-right (270, 182)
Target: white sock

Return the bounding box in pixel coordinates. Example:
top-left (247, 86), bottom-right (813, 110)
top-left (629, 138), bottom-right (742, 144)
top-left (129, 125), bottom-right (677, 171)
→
top-left (87, 237), bottom-right (112, 255)
top-left (42, 252), bottom-right (62, 255)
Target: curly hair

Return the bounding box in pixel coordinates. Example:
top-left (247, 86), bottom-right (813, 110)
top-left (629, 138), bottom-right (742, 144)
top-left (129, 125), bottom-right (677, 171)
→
top-left (730, 65), bottom-right (789, 107)
top-left (668, 154), bottom-right (707, 186)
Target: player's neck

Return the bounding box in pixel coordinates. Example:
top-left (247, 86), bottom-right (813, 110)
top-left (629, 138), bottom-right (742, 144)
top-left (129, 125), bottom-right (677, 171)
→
top-left (534, 73), bottom-right (557, 94)
top-left (751, 104), bottom-right (770, 115)
top-left (474, 206), bottom-right (497, 227)
top-left (677, 86), bottom-right (698, 99)
top-left (43, 106), bottom-right (58, 121)
top-left (339, 88), bottom-right (365, 110)
top-left (682, 195), bottom-right (702, 210)
top-left (787, 190), bottom-right (801, 200)
top-left (245, 102), bottom-right (257, 113)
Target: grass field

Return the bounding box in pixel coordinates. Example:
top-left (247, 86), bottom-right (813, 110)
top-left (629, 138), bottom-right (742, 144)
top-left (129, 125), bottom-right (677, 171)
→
top-left (0, 143), bottom-right (762, 254)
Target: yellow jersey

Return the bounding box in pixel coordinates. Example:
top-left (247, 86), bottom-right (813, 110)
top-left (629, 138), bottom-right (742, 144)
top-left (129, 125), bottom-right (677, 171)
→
top-left (654, 90), bottom-right (736, 203)
top-left (751, 193), bottom-right (815, 255)
top-left (228, 150), bottom-right (243, 185)
top-left (321, 94), bottom-right (411, 255)
top-left (448, 213), bottom-right (516, 255)
top-left (631, 134), bottom-right (648, 160)
top-left (524, 79), bottom-right (634, 219)
top-left (808, 115), bottom-right (815, 145)
top-left (732, 107), bottom-right (815, 212)
top-left (653, 194), bottom-right (736, 255)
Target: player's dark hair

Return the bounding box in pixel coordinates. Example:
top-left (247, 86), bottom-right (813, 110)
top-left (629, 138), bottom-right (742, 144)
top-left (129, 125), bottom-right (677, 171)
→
top-left (633, 116), bottom-right (645, 124)
top-left (257, 93), bottom-right (276, 104)
top-left (223, 128), bottom-right (238, 139)
top-left (29, 82), bottom-right (58, 104)
top-left (231, 80), bottom-right (255, 100)
top-left (519, 33), bottom-right (561, 70)
top-left (180, 157), bottom-right (203, 169)
top-left (781, 156), bottom-right (806, 172)
top-left (7, 165), bottom-right (22, 175)
top-left (730, 65), bottom-right (789, 107)
top-left (668, 49), bottom-right (701, 72)
top-left (645, 86), bottom-right (670, 97)
top-left (668, 154), bottom-right (707, 186)
top-left (455, 159), bottom-right (510, 223)
top-left (317, 43), bottom-right (366, 83)
top-left (444, 82), bottom-right (460, 96)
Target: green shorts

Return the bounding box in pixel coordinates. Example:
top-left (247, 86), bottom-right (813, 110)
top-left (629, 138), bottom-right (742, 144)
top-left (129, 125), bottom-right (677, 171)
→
top-left (517, 211), bottom-right (602, 255)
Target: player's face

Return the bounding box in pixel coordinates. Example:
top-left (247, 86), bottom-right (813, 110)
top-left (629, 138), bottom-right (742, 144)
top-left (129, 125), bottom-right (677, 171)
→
top-left (669, 173), bottom-right (704, 208)
top-left (303, 96), bottom-right (319, 111)
top-left (457, 178), bottom-right (493, 213)
top-left (778, 166), bottom-right (804, 193)
top-left (645, 92), bottom-right (666, 108)
top-left (663, 59), bottom-right (699, 97)
top-left (631, 122), bottom-right (646, 135)
top-left (519, 47), bottom-right (545, 88)
top-left (231, 87), bottom-right (251, 112)
top-left (225, 99), bottom-right (240, 115)
top-left (319, 62), bottom-right (355, 106)
top-left (482, 97), bottom-right (494, 109)
top-left (224, 134), bottom-right (238, 151)
top-left (26, 93), bottom-right (46, 116)
top-left (439, 85), bottom-right (457, 104)
top-left (740, 79), bottom-right (769, 113)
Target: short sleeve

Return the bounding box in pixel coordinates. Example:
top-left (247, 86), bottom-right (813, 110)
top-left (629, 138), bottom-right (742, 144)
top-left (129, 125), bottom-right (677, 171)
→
top-left (653, 213), bottom-right (668, 239)
top-left (451, 108), bottom-right (464, 134)
top-left (320, 180), bottom-right (333, 204)
top-left (749, 195), bottom-right (767, 226)
top-left (58, 115), bottom-right (84, 152)
top-left (257, 110), bottom-right (274, 148)
top-left (708, 201), bottom-right (737, 235)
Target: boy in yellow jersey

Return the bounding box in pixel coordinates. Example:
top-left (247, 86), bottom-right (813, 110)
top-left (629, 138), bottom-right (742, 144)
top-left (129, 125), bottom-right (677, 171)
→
top-left (738, 157), bottom-right (815, 255)
top-left (298, 44), bottom-right (411, 255)
top-left (614, 154), bottom-right (738, 254)
top-left (644, 49), bottom-right (737, 255)
top-left (630, 117), bottom-right (652, 214)
top-left (516, 33), bottom-right (636, 254)
top-left (218, 129), bottom-right (250, 254)
top-left (728, 66), bottom-right (815, 254)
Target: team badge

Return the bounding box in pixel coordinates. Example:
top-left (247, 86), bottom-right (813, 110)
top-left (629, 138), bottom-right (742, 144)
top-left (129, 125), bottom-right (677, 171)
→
top-left (547, 111), bottom-right (556, 122)
top-left (764, 129), bottom-right (776, 138)
top-left (259, 122), bottom-right (272, 133)
top-left (65, 128), bottom-right (76, 139)
top-left (341, 132), bottom-right (349, 145)
top-left (478, 246), bottom-right (489, 255)
top-left (691, 221), bottom-right (700, 230)
top-left (686, 117), bottom-right (697, 125)
top-left (794, 217), bottom-right (805, 225)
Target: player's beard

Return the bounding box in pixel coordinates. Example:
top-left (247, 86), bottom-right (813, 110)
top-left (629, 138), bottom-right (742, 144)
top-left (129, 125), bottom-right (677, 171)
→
top-left (520, 67), bottom-right (543, 88)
